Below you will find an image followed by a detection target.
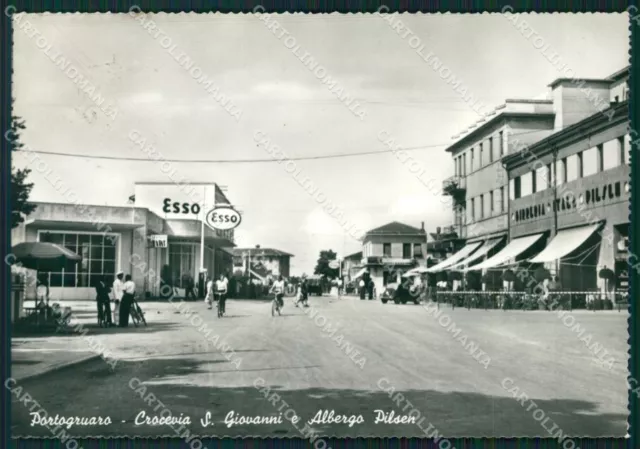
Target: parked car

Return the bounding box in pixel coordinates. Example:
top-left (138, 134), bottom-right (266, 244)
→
top-left (380, 282), bottom-right (421, 305)
top-left (307, 275), bottom-right (324, 296)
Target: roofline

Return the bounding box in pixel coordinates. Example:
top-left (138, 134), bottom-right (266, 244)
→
top-left (502, 100), bottom-right (628, 169)
top-left (28, 200), bottom-right (149, 209)
top-left (607, 66), bottom-right (630, 82)
top-left (547, 77), bottom-right (612, 90)
top-left (445, 112), bottom-right (556, 153)
top-left (232, 248), bottom-right (295, 257)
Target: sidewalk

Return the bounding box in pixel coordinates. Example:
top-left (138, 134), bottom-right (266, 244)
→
top-left (11, 301), bottom-right (191, 382)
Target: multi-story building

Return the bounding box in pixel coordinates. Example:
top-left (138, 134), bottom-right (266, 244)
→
top-left (435, 66), bottom-right (629, 294)
top-left (425, 226), bottom-right (464, 266)
top-left (232, 246), bottom-right (293, 280)
top-left (341, 251), bottom-right (363, 284)
top-left (353, 221), bottom-right (428, 295)
top-left (11, 182), bottom-right (236, 301)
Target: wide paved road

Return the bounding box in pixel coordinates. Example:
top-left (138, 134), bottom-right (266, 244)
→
top-left (11, 296), bottom-right (629, 438)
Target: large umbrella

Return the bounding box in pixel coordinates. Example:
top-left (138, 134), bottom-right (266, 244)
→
top-left (11, 242), bottom-right (82, 272)
top-left (10, 242), bottom-right (82, 319)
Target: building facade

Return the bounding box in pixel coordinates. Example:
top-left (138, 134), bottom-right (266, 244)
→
top-left (436, 66), bottom-right (629, 294)
top-left (232, 246), bottom-right (293, 280)
top-left (356, 221), bottom-right (428, 296)
top-left (11, 183), bottom-right (236, 301)
top-left (341, 251), bottom-right (363, 284)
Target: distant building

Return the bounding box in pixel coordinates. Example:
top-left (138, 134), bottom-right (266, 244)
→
top-left (232, 245), bottom-right (293, 282)
top-left (354, 221), bottom-right (428, 296)
top-left (341, 251), bottom-right (363, 284)
top-left (426, 226), bottom-right (464, 266)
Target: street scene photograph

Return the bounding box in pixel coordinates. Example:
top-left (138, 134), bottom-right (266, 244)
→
top-left (7, 10), bottom-right (631, 439)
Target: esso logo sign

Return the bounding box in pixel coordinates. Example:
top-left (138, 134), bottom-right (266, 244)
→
top-left (163, 198), bottom-right (201, 215)
top-left (205, 207), bottom-right (242, 230)
top-left (328, 261), bottom-right (340, 269)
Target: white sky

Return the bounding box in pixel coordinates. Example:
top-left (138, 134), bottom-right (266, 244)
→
top-left (12, 12), bottom-right (629, 274)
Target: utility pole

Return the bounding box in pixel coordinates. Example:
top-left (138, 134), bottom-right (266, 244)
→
top-left (552, 146), bottom-right (559, 278)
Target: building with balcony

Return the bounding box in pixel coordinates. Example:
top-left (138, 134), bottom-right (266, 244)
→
top-left (231, 245), bottom-right (293, 281)
top-left (354, 221), bottom-right (428, 296)
top-left (434, 65), bottom-right (629, 294)
top-left (426, 226), bottom-right (465, 266)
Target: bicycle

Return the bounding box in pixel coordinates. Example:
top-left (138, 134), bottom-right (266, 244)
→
top-left (271, 293), bottom-right (283, 316)
top-left (130, 298), bottom-right (147, 327)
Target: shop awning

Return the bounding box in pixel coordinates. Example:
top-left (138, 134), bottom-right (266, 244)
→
top-left (447, 237), bottom-right (505, 270)
top-left (528, 224), bottom-right (600, 264)
top-left (352, 268), bottom-right (367, 279)
top-left (464, 233), bottom-right (544, 271)
top-left (425, 241), bottom-right (483, 273)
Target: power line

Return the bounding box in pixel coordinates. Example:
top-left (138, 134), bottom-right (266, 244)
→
top-left (12, 129), bottom-right (547, 164)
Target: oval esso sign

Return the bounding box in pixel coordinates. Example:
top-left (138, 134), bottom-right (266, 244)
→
top-left (205, 207), bottom-right (242, 230)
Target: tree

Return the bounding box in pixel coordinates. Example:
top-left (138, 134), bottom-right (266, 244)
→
top-left (10, 115), bottom-right (37, 228)
top-left (314, 249), bottom-right (339, 278)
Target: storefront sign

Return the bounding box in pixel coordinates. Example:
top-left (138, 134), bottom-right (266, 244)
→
top-left (148, 234), bottom-right (168, 248)
top-left (513, 181), bottom-right (623, 223)
top-left (205, 206), bottom-right (242, 230)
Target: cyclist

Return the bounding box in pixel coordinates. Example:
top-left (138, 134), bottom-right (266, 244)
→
top-left (215, 273), bottom-right (228, 315)
top-left (270, 275), bottom-right (286, 311)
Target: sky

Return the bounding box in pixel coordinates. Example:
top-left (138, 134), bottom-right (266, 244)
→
top-left (12, 12), bottom-right (629, 275)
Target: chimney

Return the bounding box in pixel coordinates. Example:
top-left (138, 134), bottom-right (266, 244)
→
top-left (421, 221), bottom-right (425, 231)
top-left (436, 226), bottom-right (441, 234)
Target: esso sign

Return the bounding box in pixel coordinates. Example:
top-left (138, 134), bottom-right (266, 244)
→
top-left (205, 207), bottom-right (242, 230)
top-left (163, 198), bottom-right (201, 215)
top-left (328, 261), bottom-right (340, 269)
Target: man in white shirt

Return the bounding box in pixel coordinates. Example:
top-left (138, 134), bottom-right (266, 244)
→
top-left (215, 273), bottom-right (229, 314)
top-left (270, 275), bottom-right (286, 309)
top-left (111, 271), bottom-right (124, 325)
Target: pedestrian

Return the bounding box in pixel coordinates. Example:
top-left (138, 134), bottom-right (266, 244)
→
top-left (359, 278), bottom-right (365, 299)
top-left (119, 274), bottom-right (136, 327)
top-left (95, 275), bottom-right (112, 327)
top-left (296, 274), bottom-right (309, 307)
top-left (206, 276), bottom-right (214, 309)
top-left (215, 273), bottom-right (229, 314)
top-left (111, 271), bottom-right (124, 325)
top-left (183, 272), bottom-right (197, 301)
top-left (367, 279), bottom-right (374, 300)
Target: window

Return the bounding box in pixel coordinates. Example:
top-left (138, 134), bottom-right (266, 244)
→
top-left (489, 137), bottom-right (494, 162)
top-left (623, 135), bottom-right (630, 165)
top-left (470, 198), bottom-right (475, 221)
top-left (38, 232), bottom-right (118, 288)
top-left (513, 176), bottom-right (522, 199)
top-left (383, 243), bottom-right (392, 257)
top-left (479, 143), bottom-right (484, 168)
top-left (479, 194), bottom-right (484, 219)
top-left (169, 243), bottom-right (195, 288)
top-left (582, 147), bottom-right (599, 177)
top-left (403, 243), bottom-right (412, 259)
top-left (531, 170), bottom-right (537, 194)
top-left (577, 152), bottom-right (584, 178)
top-left (535, 166), bottom-right (549, 192)
top-left (566, 154), bottom-right (579, 181)
top-left (413, 243), bottom-right (423, 258)
top-left (521, 172), bottom-right (533, 197)
top-left (463, 153), bottom-right (467, 175)
top-left (555, 158), bottom-right (566, 186)
top-left (499, 186), bottom-right (505, 212)
top-left (490, 191), bottom-right (495, 213)
top-left (601, 139), bottom-right (620, 170)
top-left (470, 148), bottom-right (475, 172)
top-left (499, 131), bottom-right (504, 156)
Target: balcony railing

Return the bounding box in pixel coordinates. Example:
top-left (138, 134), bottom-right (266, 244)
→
top-left (442, 175), bottom-right (466, 196)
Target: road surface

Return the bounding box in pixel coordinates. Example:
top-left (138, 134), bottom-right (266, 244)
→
top-left (11, 296), bottom-right (629, 438)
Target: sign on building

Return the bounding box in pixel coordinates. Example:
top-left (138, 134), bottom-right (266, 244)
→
top-left (205, 206), bottom-right (242, 231)
top-left (148, 234), bottom-right (168, 248)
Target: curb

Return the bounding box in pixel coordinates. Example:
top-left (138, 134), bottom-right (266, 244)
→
top-left (13, 353), bottom-right (102, 384)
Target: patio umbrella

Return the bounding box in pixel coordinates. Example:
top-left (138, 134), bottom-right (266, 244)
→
top-left (10, 242), bottom-right (81, 272)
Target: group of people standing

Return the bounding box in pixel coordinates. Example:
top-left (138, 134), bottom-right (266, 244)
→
top-left (95, 271), bottom-right (136, 327)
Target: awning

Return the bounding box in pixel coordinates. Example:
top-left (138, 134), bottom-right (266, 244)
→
top-left (352, 268), bottom-right (367, 279)
top-left (425, 241), bottom-right (483, 273)
top-left (402, 267), bottom-right (424, 277)
top-left (464, 233), bottom-right (545, 271)
top-left (528, 224), bottom-right (600, 264)
top-left (447, 237), bottom-right (505, 270)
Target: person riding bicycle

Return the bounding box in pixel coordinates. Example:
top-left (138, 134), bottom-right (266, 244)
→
top-left (215, 273), bottom-right (228, 315)
top-left (270, 275), bottom-right (286, 310)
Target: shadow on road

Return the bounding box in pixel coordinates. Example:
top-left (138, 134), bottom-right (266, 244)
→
top-left (12, 322), bottom-right (181, 338)
top-left (12, 356), bottom-right (628, 438)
